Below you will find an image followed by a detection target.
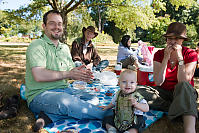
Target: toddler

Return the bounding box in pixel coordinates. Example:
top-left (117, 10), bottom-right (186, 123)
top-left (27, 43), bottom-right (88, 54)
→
top-left (100, 70), bottom-right (149, 133)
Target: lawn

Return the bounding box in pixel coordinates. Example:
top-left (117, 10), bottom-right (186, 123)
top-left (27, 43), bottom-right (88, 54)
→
top-left (0, 45), bottom-right (199, 133)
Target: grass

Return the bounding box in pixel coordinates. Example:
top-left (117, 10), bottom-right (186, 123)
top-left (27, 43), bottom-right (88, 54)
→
top-left (0, 45), bottom-right (199, 133)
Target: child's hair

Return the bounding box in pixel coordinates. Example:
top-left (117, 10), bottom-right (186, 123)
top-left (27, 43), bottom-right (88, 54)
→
top-left (119, 69), bottom-right (137, 81)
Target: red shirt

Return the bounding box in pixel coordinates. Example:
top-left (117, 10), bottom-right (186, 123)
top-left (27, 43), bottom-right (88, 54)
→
top-left (154, 46), bottom-right (197, 90)
top-left (196, 48), bottom-right (199, 63)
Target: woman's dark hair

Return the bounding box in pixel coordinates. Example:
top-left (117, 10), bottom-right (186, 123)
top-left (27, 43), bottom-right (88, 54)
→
top-left (43, 10), bottom-right (62, 25)
top-left (121, 35), bottom-right (131, 49)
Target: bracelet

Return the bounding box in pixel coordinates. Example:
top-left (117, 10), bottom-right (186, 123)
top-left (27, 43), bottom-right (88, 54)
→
top-left (178, 60), bottom-right (184, 66)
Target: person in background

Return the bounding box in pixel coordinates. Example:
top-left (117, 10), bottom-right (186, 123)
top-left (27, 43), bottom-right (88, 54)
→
top-left (137, 22), bottom-right (198, 133)
top-left (194, 43), bottom-right (199, 77)
top-left (100, 70), bottom-right (149, 133)
top-left (25, 10), bottom-right (112, 132)
top-left (117, 35), bottom-right (143, 70)
top-left (71, 26), bottom-right (109, 71)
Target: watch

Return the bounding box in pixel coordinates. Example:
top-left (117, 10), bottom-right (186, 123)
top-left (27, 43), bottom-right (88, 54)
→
top-left (178, 60), bottom-right (184, 66)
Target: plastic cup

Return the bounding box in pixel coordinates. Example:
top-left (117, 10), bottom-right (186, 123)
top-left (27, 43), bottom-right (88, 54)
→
top-left (114, 69), bottom-right (121, 76)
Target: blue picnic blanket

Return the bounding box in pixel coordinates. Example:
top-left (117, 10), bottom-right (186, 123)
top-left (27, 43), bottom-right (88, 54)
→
top-left (20, 83), bottom-right (164, 133)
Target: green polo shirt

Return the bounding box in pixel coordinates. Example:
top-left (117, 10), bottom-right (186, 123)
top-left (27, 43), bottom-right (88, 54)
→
top-left (25, 35), bottom-right (75, 106)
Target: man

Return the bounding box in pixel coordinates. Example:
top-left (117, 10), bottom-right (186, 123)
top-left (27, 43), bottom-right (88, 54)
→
top-left (71, 26), bottom-right (109, 71)
top-left (25, 10), bottom-right (112, 132)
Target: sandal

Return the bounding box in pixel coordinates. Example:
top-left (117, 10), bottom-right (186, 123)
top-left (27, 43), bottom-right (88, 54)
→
top-left (0, 95), bottom-right (20, 120)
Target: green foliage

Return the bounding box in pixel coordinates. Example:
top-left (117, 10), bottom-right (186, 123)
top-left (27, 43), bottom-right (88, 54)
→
top-left (92, 32), bottom-right (115, 45)
top-left (169, 0), bottom-right (196, 10)
top-left (152, 0), bottom-right (166, 13)
top-left (67, 7), bottom-right (96, 40)
top-left (183, 24), bottom-right (198, 48)
top-left (104, 21), bottom-right (126, 43)
top-left (83, 0), bottom-right (110, 32)
top-left (107, 2), bottom-right (156, 31)
top-left (0, 10), bottom-right (13, 36)
top-left (146, 15), bottom-right (172, 47)
top-left (0, 36), bottom-right (31, 43)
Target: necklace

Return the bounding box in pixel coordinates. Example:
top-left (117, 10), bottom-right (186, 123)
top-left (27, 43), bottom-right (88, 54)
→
top-left (170, 61), bottom-right (175, 65)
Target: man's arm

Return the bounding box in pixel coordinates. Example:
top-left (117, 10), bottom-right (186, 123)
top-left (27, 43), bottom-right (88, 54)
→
top-left (32, 65), bottom-right (93, 82)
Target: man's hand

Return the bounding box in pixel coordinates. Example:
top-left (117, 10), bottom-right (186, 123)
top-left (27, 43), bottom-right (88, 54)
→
top-left (68, 65), bottom-right (93, 82)
top-left (86, 63), bottom-right (93, 70)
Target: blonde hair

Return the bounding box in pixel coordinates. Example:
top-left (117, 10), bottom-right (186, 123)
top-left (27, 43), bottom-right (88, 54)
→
top-left (119, 69), bottom-right (137, 81)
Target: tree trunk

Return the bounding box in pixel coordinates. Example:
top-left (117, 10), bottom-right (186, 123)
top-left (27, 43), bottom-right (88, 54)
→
top-left (102, 19), bottom-right (106, 32)
top-left (98, 5), bottom-right (102, 33)
top-left (61, 13), bottom-right (68, 43)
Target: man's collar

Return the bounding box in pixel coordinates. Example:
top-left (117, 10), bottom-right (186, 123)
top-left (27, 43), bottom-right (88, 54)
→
top-left (43, 34), bottom-right (62, 47)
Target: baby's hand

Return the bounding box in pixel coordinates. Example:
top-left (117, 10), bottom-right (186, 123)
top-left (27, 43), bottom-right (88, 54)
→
top-left (98, 106), bottom-right (108, 111)
top-left (129, 98), bottom-right (138, 107)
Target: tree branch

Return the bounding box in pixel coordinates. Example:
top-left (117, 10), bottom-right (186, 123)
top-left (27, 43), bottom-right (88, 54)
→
top-left (80, 2), bottom-right (139, 8)
top-left (47, 0), bottom-right (55, 9)
top-left (63, 0), bottom-right (75, 11)
top-left (65, 0), bottom-right (85, 14)
top-left (47, 0), bottom-right (58, 10)
top-left (52, 0), bottom-right (58, 10)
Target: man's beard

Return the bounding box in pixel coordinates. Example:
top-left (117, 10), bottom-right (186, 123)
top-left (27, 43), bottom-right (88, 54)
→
top-left (51, 33), bottom-right (62, 40)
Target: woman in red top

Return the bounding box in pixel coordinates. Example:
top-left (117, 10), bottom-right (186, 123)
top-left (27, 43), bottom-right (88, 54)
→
top-left (194, 43), bottom-right (199, 77)
top-left (138, 22), bottom-right (198, 133)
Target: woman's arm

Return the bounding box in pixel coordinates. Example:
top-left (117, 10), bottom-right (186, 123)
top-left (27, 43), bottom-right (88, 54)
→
top-left (91, 47), bottom-right (101, 67)
top-left (153, 45), bottom-right (174, 86)
top-left (173, 44), bottom-right (197, 82)
top-left (71, 41), bottom-right (83, 63)
top-left (153, 60), bottom-right (168, 86)
top-left (177, 61), bottom-right (197, 82)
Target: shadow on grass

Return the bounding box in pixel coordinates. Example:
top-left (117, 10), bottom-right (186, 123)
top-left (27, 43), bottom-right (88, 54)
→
top-left (0, 45), bottom-right (199, 133)
top-left (0, 45), bottom-right (35, 133)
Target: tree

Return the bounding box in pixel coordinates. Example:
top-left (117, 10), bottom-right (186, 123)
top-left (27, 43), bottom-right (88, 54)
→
top-left (12, 0), bottom-right (86, 43)
top-left (83, 0), bottom-right (110, 33)
top-left (2, 0), bottom-right (197, 43)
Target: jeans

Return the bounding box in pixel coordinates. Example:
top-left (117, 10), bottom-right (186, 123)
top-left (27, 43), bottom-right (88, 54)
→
top-left (29, 88), bottom-right (113, 122)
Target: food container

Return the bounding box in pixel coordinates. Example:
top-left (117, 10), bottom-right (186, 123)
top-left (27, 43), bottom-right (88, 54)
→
top-left (72, 81), bottom-right (87, 90)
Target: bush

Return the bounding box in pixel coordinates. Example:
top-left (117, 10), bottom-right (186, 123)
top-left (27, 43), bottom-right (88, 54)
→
top-left (0, 36), bottom-right (31, 43)
top-left (93, 32), bottom-right (116, 45)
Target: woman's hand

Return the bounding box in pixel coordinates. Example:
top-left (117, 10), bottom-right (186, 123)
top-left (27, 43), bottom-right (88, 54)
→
top-left (164, 45), bottom-right (174, 60)
top-left (172, 44), bottom-right (183, 61)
